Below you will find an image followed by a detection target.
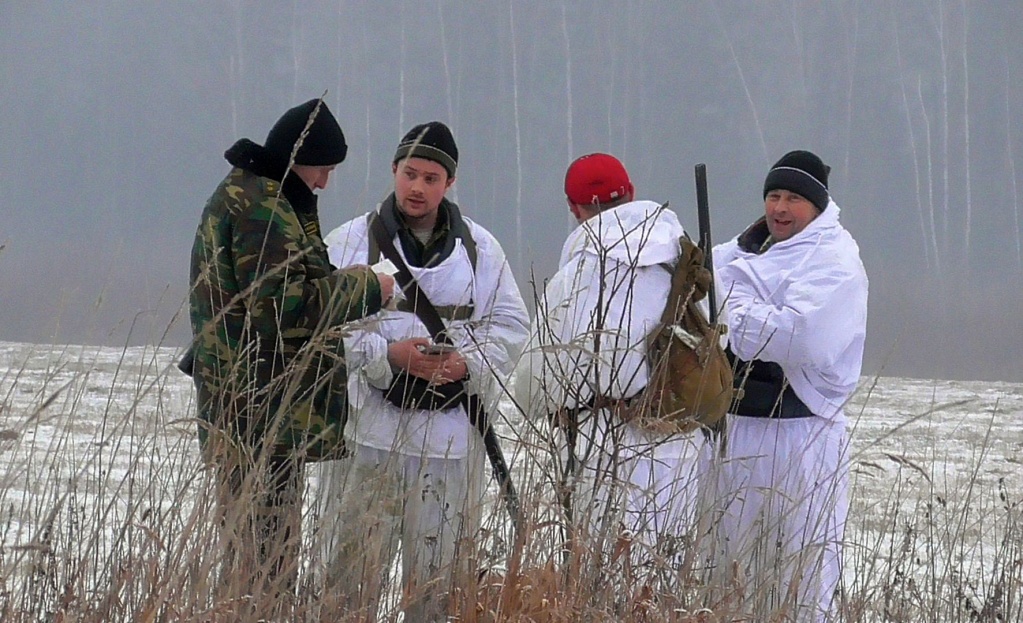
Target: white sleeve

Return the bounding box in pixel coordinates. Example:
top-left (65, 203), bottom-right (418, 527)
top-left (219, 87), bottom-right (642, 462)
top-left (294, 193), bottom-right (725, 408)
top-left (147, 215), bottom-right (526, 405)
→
top-left (514, 256), bottom-right (604, 418)
top-left (719, 251), bottom-right (864, 370)
top-left (342, 323), bottom-right (393, 390)
top-left (324, 217), bottom-right (393, 389)
top-left (324, 217), bottom-right (370, 268)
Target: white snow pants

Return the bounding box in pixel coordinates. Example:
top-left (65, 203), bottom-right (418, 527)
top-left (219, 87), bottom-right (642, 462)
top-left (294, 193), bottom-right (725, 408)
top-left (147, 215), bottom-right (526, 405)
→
top-left (572, 422), bottom-right (706, 592)
top-left (312, 440), bottom-right (485, 622)
top-left (713, 414), bottom-right (849, 623)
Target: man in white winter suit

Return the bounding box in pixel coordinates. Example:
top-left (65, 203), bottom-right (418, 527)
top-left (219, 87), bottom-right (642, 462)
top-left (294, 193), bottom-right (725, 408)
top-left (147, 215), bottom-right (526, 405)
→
top-left (713, 149), bottom-right (868, 622)
top-left (515, 153), bottom-right (707, 603)
top-left (315, 121), bottom-right (529, 621)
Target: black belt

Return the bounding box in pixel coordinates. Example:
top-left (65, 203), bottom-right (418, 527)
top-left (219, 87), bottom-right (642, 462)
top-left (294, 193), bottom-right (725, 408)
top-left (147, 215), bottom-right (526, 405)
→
top-left (728, 350), bottom-right (815, 419)
top-left (731, 376), bottom-right (814, 418)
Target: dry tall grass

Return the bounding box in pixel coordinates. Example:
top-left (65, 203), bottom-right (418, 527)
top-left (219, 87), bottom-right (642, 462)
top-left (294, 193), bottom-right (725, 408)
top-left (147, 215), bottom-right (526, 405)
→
top-left (0, 338), bottom-right (1020, 622)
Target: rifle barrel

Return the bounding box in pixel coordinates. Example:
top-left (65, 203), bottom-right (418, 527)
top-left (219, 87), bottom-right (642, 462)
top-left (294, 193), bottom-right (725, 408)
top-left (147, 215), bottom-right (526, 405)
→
top-left (695, 163), bottom-right (718, 324)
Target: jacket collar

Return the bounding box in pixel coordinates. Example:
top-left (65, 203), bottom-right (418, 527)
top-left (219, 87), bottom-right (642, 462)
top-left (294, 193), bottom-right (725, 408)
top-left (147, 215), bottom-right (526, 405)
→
top-left (224, 138), bottom-right (318, 214)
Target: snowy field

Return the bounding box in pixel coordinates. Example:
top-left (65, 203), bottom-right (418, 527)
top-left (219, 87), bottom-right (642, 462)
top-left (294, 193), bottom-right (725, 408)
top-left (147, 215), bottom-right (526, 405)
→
top-left (0, 340), bottom-right (1020, 618)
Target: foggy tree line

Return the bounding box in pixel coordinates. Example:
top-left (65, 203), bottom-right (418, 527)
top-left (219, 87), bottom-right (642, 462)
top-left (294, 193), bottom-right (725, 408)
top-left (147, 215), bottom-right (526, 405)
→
top-left (2, 1), bottom-right (1021, 380)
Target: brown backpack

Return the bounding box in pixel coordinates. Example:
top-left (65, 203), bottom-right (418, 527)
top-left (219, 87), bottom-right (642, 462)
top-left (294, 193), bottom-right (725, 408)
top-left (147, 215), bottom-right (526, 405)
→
top-left (631, 236), bottom-right (733, 434)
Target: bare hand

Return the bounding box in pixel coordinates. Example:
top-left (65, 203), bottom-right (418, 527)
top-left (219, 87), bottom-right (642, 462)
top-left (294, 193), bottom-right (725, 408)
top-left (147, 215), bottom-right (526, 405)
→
top-left (434, 350), bottom-right (467, 384)
top-left (336, 264), bottom-right (395, 305)
top-left (388, 338), bottom-right (468, 384)
top-left (375, 273), bottom-right (396, 305)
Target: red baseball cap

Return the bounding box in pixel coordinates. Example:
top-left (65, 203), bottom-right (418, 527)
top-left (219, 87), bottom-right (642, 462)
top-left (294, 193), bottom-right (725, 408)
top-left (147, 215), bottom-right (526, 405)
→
top-left (564, 153), bottom-right (634, 205)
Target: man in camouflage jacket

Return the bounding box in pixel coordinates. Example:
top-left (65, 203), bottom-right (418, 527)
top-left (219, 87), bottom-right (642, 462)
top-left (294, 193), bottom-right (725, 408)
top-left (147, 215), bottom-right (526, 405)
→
top-left (188, 98), bottom-right (393, 608)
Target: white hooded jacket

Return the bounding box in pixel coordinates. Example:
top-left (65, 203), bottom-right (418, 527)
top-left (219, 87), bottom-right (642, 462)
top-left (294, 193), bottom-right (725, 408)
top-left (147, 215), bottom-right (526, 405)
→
top-left (325, 210), bottom-right (528, 459)
top-left (515, 199), bottom-right (706, 552)
top-left (516, 200), bottom-right (700, 432)
top-left (713, 200), bottom-right (868, 422)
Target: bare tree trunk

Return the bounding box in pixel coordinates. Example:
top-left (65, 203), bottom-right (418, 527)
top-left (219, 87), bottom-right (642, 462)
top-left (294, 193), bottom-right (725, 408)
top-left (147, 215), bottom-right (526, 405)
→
top-left (561, 3), bottom-right (575, 233)
top-left (711, 3), bottom-right (768, 163)
top-left (917, 77), bottom-right (941, 273)
top-left (561, 2), bottom-right (573, 164)
top-left (398, 0), bottom-right (407, 136)
top-left (290, 0), bottom-right (301, 103)
top-left (841, 2), bottom-right (860, 186)
top-left (230, 0), bottom-right (243, 139)
top-left (1006, 60), bottom-right (1021, 269)
top-left (509, 0), bottom-right (523, 270)
top-left (438, 1), bottom-right (458, 204)
top-left (893, 9), bottom-right (935, 272)
top-left (937, 0), bottom-right (950, 253)
top-left (960, 0), bottom-right (972, 267)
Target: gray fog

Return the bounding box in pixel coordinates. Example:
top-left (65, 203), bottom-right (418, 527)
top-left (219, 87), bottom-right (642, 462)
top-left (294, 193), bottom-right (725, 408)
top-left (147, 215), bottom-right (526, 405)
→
top-left (2, 2), bottom-right (1021, 382)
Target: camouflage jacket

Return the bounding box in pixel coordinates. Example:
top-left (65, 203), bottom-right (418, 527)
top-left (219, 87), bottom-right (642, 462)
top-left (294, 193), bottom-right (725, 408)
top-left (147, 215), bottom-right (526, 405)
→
top-left (189, 166), bottom-right (382, 456)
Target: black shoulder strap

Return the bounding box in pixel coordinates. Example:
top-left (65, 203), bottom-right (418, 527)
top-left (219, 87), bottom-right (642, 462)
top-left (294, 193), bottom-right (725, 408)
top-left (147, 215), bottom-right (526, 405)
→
top-left (369, 213), bottom-right (450, 342)
top-left (367, 213), bottom-right (381, 265)
top-left (451, 211), bottom-right (478, 271)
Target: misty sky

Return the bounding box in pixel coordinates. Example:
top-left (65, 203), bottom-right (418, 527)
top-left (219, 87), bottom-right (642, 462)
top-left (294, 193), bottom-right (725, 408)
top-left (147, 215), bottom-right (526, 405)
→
top-left (2, 2), bottom-right (1022, 382)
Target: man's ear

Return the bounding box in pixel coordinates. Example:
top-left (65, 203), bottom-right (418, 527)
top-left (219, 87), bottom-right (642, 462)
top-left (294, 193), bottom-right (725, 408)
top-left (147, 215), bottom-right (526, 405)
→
top-left (445, 175), bottom-right (456, 190)
top-left (392, 162), bottom-right (399, 175)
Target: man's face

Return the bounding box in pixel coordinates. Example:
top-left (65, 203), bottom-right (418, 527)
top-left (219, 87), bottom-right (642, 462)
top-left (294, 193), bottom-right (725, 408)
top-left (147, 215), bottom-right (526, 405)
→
top-left (292, 164), bottom-right (336, 192)
top-left (393, 157), bottom-right (454, 223)
top-left (764, 189), bottom-right (820, 241)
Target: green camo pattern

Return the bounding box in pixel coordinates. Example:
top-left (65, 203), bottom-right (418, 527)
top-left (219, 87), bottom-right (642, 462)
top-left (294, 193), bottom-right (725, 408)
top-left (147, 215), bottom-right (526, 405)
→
top-left (189, 167), bottom-right (382, 459)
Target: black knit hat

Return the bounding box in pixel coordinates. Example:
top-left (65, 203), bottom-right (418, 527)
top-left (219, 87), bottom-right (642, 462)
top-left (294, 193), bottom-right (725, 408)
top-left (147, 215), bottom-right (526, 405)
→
top-left (763, 150), bottom-right (831, 212)
top-left (264, 98), bottom-right (347, 166)
top-left (393, 121), bottom-right (458, 177)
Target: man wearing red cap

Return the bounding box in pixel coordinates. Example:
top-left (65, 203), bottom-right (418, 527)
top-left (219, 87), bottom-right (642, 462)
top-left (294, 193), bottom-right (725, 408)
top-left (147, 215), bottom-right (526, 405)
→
top-left (711, 150), bottom-right (868, 621)
top-left (515, 153), bottom-right (707, 603)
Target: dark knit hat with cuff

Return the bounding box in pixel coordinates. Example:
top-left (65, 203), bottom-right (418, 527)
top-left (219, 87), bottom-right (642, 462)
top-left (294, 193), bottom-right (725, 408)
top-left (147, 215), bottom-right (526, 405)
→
top-left (393, 121), bottom-right (458, 177)
top-left (264, 98), bottom-right (348, 166)
top-left (763, 150), bottom-right (831, 212)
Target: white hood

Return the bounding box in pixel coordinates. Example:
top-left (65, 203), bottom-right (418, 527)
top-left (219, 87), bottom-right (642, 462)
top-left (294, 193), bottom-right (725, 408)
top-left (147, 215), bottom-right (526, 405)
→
top-left (516, 199), bottom-right (689, 415)
top-left (559, 200), bottom-right (686, 269)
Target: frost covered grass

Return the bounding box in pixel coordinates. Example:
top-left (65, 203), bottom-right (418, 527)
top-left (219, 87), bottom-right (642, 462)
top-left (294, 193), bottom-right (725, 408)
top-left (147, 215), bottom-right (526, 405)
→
top-left (0, 340), bottom-right (1020, 621)
top-left (840, 378), bottom-right (1023, 621)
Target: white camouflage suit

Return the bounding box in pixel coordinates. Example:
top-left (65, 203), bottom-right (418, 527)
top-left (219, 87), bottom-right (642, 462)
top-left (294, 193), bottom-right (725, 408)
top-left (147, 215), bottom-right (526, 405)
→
top-left (314, 208), bottom-right (528, 621)
top-left (515, 200), bottom-right (706, 595)
top-left (712, 200), bottom-right (868, 622)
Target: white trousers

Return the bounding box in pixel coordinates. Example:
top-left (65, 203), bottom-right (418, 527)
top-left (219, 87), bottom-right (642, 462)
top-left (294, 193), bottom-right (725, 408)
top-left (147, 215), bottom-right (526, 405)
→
top-left (714, 414), bottom-right (849, 623)
top-left (571, 420), bottom-right (706, 592)
top-left (312, 440), bottom-right (485, 622)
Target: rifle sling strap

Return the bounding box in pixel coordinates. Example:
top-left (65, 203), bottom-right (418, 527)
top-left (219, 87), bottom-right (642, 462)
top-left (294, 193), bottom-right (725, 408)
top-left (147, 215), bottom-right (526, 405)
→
top-left (369, 212), bottom-right (499, 437)
top-left (369, 213), bottom-right (452, 341)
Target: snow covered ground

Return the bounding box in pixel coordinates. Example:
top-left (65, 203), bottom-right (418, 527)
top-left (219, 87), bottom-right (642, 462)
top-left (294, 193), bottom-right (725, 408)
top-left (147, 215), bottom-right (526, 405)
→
top-left (0, 340), bottom-right (1020, 609)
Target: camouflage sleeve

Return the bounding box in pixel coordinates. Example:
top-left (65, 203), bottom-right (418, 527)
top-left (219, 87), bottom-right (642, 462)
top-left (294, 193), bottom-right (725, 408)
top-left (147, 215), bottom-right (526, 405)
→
top-left (231, 194), bottom-right (382, 338)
